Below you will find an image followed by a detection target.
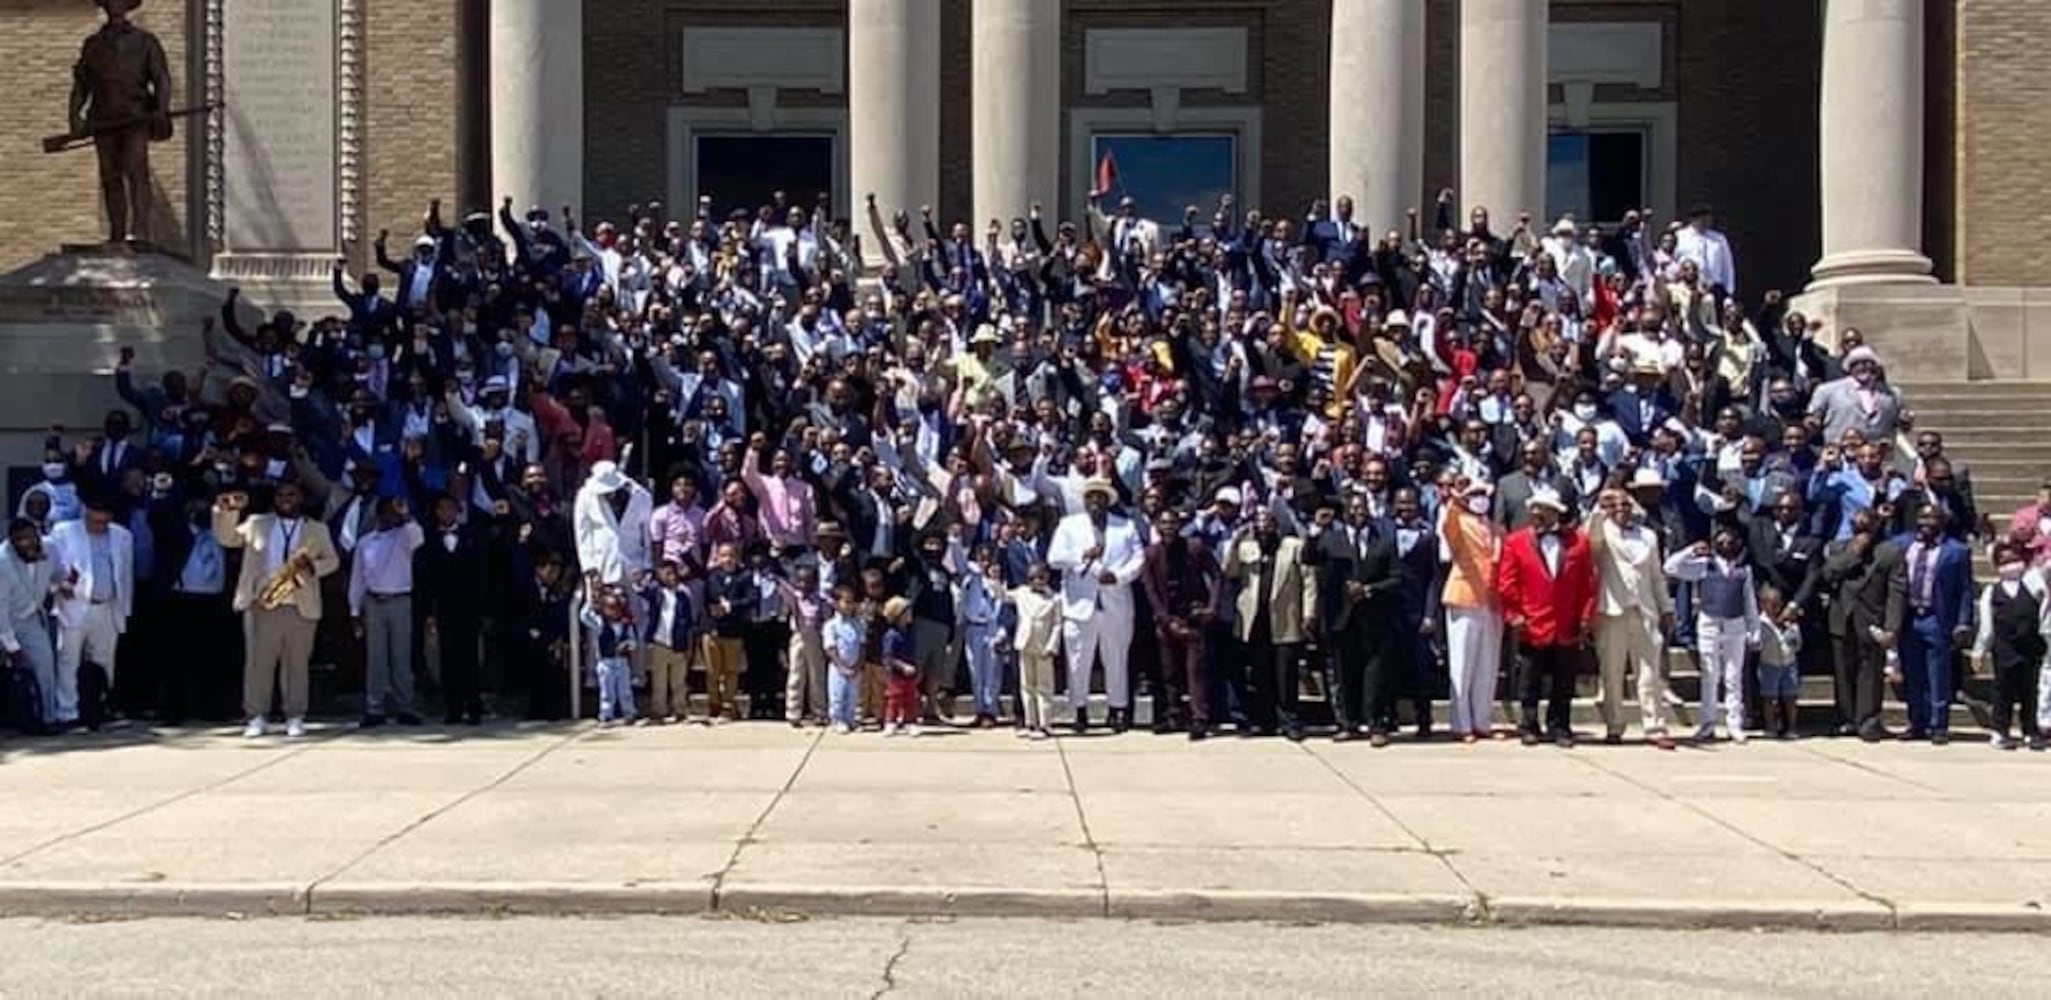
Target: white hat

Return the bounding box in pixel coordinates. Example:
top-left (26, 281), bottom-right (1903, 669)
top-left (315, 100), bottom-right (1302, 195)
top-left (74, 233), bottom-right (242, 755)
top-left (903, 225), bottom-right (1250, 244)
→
top-left (1526, 487), bottom-right (1567, 513)
top-left (413, 235), bottom-right (436, 250)
top-left (587, 461), bottom-right (629, 494)
top-left (1082, 477), bottom-right (1118, 501)
top-left (1384, 310), bottom-right (1411, 328)
top-left (1844, 345), bottom-right (1880, 368)
top-left (482, 375), bottom-right (510, 392)
top-left (970, 324), bottom-right (1002, 346)
top-left (1551, 216), bottom-right (1578, 236)
top-left (1629, 467), bottom-right (1667, 491)
top-left (1214, 486), bottom-right (1243, 507)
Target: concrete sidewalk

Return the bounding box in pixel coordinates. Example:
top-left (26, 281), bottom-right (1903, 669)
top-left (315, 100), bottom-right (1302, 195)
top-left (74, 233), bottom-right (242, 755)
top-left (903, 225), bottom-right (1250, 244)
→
top-left (1, 723), bottom-right (2047, 931)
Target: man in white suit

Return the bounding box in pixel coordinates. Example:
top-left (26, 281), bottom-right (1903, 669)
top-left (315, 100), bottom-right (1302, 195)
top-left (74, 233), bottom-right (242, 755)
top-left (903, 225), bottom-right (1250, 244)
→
top-left (1046, 477), bottom-right (1146, 732)
top-left (572, 461), bottom-right (654, 586)
top-left (47, 493), bottom-right (133, 729)
top-left (1587, 482), bottom-right (1679, 748)
top-left (0, 518), bottom-right (58, 727)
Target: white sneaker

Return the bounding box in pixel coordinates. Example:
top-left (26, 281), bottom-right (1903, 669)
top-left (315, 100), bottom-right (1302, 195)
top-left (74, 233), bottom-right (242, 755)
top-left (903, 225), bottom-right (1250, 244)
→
top-left (1991, 733), bottom-right (2015, 750)
top-left (284, 718), bottom-right (306, 739)
top-left (1730, 727), bottom-right (1749, 745)
top-left (906, 723), bottom-right (924, 738)
top-left (884, 723), bottom-right (901, 737)
top-left (242, 718), bottom-right (266, 739)
top-left (832, 722), bottom-right (852, 735)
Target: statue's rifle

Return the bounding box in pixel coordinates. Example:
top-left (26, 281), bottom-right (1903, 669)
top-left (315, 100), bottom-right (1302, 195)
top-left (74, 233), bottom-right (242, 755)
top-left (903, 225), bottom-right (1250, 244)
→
top-left (40, 102), bottom-right (221, 154)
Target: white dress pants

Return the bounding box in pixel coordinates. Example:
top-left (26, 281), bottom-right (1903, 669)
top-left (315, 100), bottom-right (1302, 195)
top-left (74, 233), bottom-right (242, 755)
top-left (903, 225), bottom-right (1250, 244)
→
top-left (1444, 605), bottom-right (1502, 734)
top-left (1062, 604), bottom-right (1133, 714)
top-left (55, 603), bottom-right (121, 723)
top-left (1695, 614), bottom-right (1750, 733)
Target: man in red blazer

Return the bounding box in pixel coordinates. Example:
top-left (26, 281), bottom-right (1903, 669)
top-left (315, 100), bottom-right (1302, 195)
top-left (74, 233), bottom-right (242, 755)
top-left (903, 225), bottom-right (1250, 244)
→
top-left (1495, 487), bottom-right (1598, 746)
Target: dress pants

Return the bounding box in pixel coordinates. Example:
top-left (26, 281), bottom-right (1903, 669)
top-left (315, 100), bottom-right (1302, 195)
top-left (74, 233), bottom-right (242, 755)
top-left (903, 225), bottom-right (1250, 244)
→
top-left (1445, 606), bottom-right (1502, 735)
top-left (1595, 609), bottom-right (1676, 737)
top-left (1991, 651), bottom-right (2042, 738)
top-left (743, 620), bottom-right (789, 717)
top-left (245, 606), bottom-right (316, 720)
top-left (166, 590), bottom-right (240, 721)
top-left (1062, 605), bottom-right (1134, 715)
top-left (1693, 614), bottom-right (1749, 734)
top-left (1326, 620), bottom-right (1368, 732)
top-left (363, 593), bottom-right (416, 718)
top-left (55, 603), bottom-right (122, 725)
top-left (1832, 626), bottom-right (1886, 732)
top-left (646, 642), bottom-right (691, 719)
top-left (437, 612), bottom-right (483, 722)
top-left (1897, 612), bottom-right (1952, 734)
top-left (1244, 634), bottom-right (1303, 732)
top-left (8, 612), bottom-right (57, 725)
top-left (1154, 623), bottom-right (1208, 726)
top-left (961, 622), bottom-right (1001, 718)
top-left (785, 628), bottom-right (827, 723)
top-left (702, 635), bottom-right (745, 718)
top-left (1517, 641), bottom-right (1579, 737)
top-left (1017, 649), bottom-right (1056, 730)
top-left (912, 619), bottom-right (957, 714)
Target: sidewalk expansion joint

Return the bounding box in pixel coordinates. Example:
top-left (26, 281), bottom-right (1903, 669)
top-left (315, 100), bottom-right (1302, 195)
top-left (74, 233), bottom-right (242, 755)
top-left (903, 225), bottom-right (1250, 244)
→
top-left (1052, 733), bottom-right (1113, 918)
top-left (708, 726), bottom-right (824, 910)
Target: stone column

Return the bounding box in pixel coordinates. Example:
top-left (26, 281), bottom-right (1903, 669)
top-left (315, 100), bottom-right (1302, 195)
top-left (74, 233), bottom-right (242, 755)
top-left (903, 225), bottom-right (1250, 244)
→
top-left (849, 0), bottom-right (941, 224)
top-left (972, 0), bottom-right (1060, 228)
top-left (1811, 0), bottom-right (1933, 287)
top-left (1459, 0), bottom-right (1548, 224)
top-left (490, 0), bottom-right (583, 215)
top-left (1330, 0), bottom-right (1425, 231)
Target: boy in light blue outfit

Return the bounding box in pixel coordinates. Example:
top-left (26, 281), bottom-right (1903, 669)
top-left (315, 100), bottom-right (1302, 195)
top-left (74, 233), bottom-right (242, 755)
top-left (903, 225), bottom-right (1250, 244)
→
top-left (580, 586), bottom-right (639, 725)
top-left (822, 582), bottom-right (865, 734)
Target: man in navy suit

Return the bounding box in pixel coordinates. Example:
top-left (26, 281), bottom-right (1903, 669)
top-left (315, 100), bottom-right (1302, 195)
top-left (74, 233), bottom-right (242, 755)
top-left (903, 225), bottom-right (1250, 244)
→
top-left (80, 409), bottom-right (144, 498)
top-left (331, 259), bottom-right (401, 336)
top-left (1385, 487), bottom-right (1443, 739)
top-left (1894, 504), bottom-right (1976, 742)
top-left (1607, 360), bottom-right (1679, 447)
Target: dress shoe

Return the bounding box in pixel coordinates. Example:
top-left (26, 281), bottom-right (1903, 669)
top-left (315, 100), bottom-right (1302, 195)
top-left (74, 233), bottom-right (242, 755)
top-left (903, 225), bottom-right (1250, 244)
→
top-left (1283, 725), bottom-right (1306, 743)
top-left (1603, 732), bottom-right (1624, 746)
top-left (1109, 710), bottom-right (1131, 734)
top-left (1332, 729), bottom-right (1358, 744)
top-left (1073, 709), bottom-right (1090, 734)
top-left (395, 713), bottom-right (423, 727)
top-left (1187, 726), bottom-right (1209, 742)
top-left (1833, 722), bottom-right (1858, 738)
top-left (2028, 734), bottom-right (2047, 752)
top-left (1858, 723), bottom-right (1890, 743)
top-left (1368, 732), bottom-right (1390, 748)
top-left (1553, 732), bottom-right (1576, 749)
top-left (1651, 735), bottom-right (1677, 751)
top-left (1897, 728), bottom-right (1927, 742)
top-left (358, 714), bottom-right (386, 729)
top-left (1929, 731), bottom-right (1950, 746)
top-left (1519, 730), bottom-right (1542, 746)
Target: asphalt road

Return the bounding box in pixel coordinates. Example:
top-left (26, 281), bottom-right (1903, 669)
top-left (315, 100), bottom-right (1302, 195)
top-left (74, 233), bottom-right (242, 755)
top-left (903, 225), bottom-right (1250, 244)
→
top-left (0, 915), bottom-right (2043, 999)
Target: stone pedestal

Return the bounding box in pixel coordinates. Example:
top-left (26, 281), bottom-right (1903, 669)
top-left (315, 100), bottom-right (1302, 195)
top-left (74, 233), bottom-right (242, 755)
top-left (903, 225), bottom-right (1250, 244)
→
top-left (1790, 282), bottom-right (1969, 382)
top-left (0, 249), bottom-right (237, 468)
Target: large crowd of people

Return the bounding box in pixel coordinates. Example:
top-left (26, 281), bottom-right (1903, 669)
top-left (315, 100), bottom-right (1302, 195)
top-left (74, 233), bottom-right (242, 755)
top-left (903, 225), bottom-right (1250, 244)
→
top-left (4, 184), bottom-right (2049, 753)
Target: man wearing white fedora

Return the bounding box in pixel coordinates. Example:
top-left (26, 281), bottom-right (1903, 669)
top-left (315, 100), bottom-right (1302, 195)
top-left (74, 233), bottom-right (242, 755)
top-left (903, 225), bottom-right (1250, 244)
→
top-left (1046, 477), bottom-right (1146, 732)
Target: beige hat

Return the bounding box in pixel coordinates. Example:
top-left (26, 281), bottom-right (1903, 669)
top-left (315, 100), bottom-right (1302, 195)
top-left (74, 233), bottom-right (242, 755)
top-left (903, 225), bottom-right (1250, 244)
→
top-left (882, 596), bottom-right (912, 621)
top-left (1082, 477), bottom-right (1118, 501)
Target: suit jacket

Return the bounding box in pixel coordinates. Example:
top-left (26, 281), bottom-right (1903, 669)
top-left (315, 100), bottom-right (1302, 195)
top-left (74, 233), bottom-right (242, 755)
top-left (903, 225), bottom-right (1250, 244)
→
top-left (1389, 518), bottom-right (1443, 622)
top-left (1493, 468), bottom-right (1575, 531)
top-left (1588, 516), bottom-right (1674, 620)
top-left (1746, 517), bottom-right (1824, 610)
top-left (416, 520), bottom-right (491, 622)
top-left (213, 509), bottom-right (343, 620)
top-left (47, 521), bottom-right (135, 633)
top-left (1894, 533), bottom-right (1976, 635)
top-left (1806, 376), bottom-right (1903, 445)
top-left (79, 439), bottom-right (143, 497)
top-left (1046, 511), bottom-right (1146, 623)
top-left (1495, 527), bottom-right (1598, 648)
top-left (1139, 537), bottom-right (1221, 627)
top-left (1606, 388), bottom-right (1679, 445)
top-left (571, 481), bottom-right (654, 585)
top-left (1311, 522), bottom-right (1397, 634)
top-left (1824, 536), bottom-right (1906, 639)
top-left (1226, 534), bottom-right (1320, 644)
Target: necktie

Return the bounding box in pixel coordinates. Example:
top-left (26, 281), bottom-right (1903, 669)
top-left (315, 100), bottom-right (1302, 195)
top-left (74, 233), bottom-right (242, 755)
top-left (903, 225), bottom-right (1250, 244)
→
top-left (1914, 545), bottom-right (1937, 608)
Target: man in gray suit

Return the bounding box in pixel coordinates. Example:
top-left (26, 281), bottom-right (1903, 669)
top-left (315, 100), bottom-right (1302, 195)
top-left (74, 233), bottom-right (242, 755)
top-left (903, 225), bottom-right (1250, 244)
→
top-left (1819, 507), bottom-right (1906, 741)
top-left (1494, 439), bottom-right (1575, 531)
top-left (1806, 344), bottom-right (1903, 446)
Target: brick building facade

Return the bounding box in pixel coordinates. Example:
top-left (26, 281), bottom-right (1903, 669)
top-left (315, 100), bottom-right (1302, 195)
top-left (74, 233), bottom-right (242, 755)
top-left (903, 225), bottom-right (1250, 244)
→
top-left (0, 0), bottom-right (2032, 300)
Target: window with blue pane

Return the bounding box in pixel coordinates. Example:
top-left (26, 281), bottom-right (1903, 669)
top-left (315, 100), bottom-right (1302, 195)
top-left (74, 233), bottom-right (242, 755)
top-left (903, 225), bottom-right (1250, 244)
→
top-left (1546, 131), bottom-right (1646, 224)
top-left (1090, 134), bottom-right (1236, 229)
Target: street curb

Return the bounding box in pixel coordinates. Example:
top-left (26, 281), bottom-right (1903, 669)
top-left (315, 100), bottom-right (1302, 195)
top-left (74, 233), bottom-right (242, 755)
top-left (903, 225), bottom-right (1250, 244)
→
top-left (307, 881), bottom-right (715, 916)
top-left (0, 883), bottom-right (305, 918)
top-left (0, 882), bottom-right (2046, 932)
top-left (715, 883), bottom-right (1105, 920)
top-left (1109, 889), bottom-right (1480, 924)
top-left (1486, 896), bottom-right (1897, 932)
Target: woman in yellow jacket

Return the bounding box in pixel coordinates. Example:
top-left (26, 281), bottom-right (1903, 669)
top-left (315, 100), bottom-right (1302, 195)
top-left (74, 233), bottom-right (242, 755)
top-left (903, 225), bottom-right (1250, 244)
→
top-left (1439, 478), bottom-right (1505, 742)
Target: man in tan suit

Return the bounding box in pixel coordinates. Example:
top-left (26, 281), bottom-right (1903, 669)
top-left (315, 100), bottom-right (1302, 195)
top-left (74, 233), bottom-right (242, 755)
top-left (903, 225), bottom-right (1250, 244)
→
top-left (1224, 506), bottom-right (1319, 740)
top-left (1587, 483), bottom-right (1679, 749)
top-left (214, 481), bottom-right (341, 739)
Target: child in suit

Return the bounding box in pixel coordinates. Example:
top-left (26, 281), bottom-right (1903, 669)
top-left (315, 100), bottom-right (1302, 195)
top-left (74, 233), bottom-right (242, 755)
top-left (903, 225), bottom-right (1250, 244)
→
top-left (579, 586), bottom-right (639, 726)
top-left (780, 563), bottom-right (828, 726)
top-left (1754, 585), bottom-right (1803, 739)
top-left (1663, 526), bottom-right (1761, 744)
top-left (1971, 542), bottom-right (2047, 751)
top-left (702, 543), bottom-right (755, 723)
top-left (1006, 562), bottom-right (1063, 740)
top-left (881, 596), bottom-right (921, 736)
top-left (640, 560), bottom-right (697, 724)
top-left (822, 582), bottom-right (865, 734)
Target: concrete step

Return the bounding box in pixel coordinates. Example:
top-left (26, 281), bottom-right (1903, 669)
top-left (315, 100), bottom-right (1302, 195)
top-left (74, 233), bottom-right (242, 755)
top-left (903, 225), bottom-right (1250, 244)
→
top-left (1896, 380), bottom-right (2051, 398)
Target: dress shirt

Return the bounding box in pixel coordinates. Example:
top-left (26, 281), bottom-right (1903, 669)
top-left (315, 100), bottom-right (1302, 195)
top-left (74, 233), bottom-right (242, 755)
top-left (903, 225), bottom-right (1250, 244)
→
top-left (824, 612), bottom-right (865, 671)
top-left (87, 530), bottom-right (116, 603)
top-left (1908, 540), bottom-right (1938, 610)
top-left (648, 501), bottom-right (706, 567)
top-left (348, 522), bottom-right (425, 616)
top-left (1538, 533), bottom-right (1563, 576)
top-left (176, 525), bottom-right (226, 595)
top-left (744, 469), bottom-right (816, 548)
top-left (269, 517), bottom-right (307, 577)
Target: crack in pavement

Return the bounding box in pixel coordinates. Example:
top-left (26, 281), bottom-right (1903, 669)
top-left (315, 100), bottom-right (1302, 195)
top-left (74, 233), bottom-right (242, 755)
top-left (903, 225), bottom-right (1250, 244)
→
top-left (0, 732), bottom-right (334, 869)
top-left (302, 726), bottom-right (588, 894)
top-left (1298, 741), bottom-right (1490, 916)
top-left (868, 919), bottom-right (913, 1000)
top-left (1051, 734), bottom-right (1111, 917)
top-left (709, 726), bottom-right (825, 901)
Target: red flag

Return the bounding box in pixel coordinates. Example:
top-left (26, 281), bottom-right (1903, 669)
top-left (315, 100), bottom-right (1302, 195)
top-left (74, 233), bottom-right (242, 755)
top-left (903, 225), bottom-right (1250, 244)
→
top-left (1094, 150), bottom-right (1119, 196)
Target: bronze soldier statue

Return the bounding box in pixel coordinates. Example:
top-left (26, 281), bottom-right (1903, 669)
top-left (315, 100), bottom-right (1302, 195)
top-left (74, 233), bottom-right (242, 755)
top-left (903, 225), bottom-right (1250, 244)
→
top-left (68, 0), bottom-right (172, 245)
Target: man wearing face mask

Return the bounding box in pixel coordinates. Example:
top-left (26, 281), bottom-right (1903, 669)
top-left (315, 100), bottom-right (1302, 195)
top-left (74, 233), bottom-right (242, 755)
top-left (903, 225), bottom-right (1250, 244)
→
top-left (1587, 487), bottom-right (1680, 748)
top-left (0, 519), bottom-right (59, 730)
top-left (1892, 505), bottom-right (1975, 743)
top-left (1441, 480), bottom-right (1504, 741)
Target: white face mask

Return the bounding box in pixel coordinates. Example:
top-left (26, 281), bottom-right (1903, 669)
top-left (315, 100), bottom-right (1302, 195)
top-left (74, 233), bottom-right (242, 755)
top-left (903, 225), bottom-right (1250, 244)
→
top-left (1572, 404), bottom-right (1598, 423)
top-left (1999, 561), bottom-right (2027, 582)
top-left (42, 462), bottom-right (66, 481)
top-left (1464, 495), bottom-right (1491, 515)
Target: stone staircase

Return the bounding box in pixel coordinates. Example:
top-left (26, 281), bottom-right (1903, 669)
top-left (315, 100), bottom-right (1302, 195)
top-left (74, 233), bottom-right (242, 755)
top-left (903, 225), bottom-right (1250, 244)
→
top-left (1895, 380), bottom-right (2051, 540)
